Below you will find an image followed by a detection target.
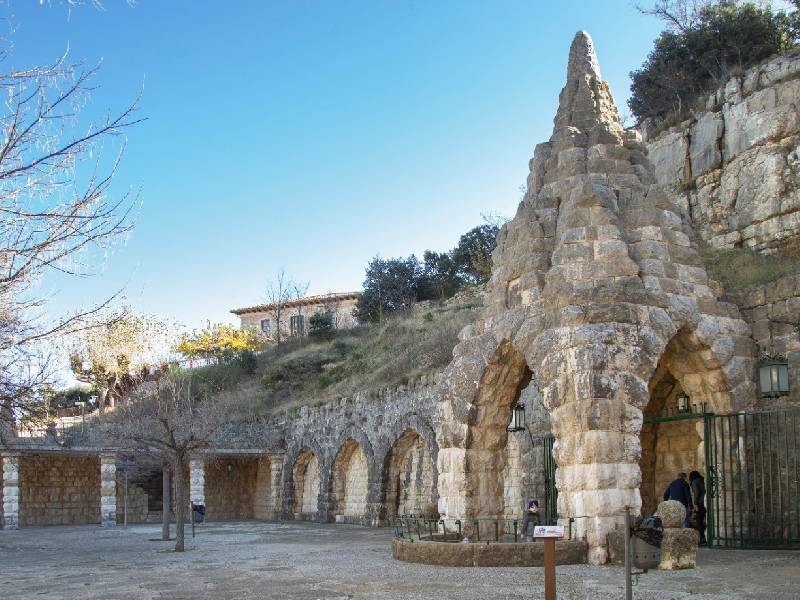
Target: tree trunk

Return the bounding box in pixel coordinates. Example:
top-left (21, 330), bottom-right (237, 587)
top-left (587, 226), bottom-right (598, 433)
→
top-left (174, 453), bottom-right (186, 552)
top-left (161, 462), bottom-right (171, 541)
top-left (98, 388), bottom-right (108, 414)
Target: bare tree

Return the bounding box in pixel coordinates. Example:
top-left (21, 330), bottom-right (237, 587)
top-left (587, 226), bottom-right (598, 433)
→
top-left (263, 270), bottom-right (307, 344)
top-left (109, 372), bottom-right (227, 552)
top-left (290, 280), bottom-right (310, 337)
top-left (70, 313), bottom-right (174, 412)
top-left (0, 39), bottom-right (143, 429)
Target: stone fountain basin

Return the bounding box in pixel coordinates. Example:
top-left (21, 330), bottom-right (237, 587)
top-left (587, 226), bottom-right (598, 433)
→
top-left (392, 537), bottom-right (587, 567)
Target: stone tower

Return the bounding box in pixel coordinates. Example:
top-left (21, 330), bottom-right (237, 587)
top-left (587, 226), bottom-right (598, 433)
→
top-left (435, 31), bottom-right (756, 564)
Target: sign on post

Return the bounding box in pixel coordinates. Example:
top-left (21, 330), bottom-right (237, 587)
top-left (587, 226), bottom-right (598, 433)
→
top-left (533, 525), bottom-right (565, 538)
top-left (534, 525), bottom-right (564, 600)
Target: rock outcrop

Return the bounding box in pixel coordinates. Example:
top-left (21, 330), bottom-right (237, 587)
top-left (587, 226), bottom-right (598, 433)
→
top-left (436, 31), bottom-right (756, 564)
top-left (644, 53), bottom-right (800, 253)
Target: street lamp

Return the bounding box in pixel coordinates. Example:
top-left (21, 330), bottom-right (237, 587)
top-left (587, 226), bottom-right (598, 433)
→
top-left (507, 402), bottom-right (526, 432)
top-left (758, 356), bottom-right (789, 397)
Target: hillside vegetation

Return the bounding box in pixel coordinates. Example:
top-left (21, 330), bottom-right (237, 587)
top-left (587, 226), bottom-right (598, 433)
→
top-left (190, 292), bottom-right (482, 419)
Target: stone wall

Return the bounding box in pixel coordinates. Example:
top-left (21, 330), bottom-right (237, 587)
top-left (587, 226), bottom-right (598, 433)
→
top-left (644, 53), bottom-right (800, 253)
top-left (19, 454), bottom-right (100, 526)
top-left (205, 457), bottom-right (259, 521)
top-left (115, 477), bottom-right (149, 524)
top-left (727, 273), bottom-right (800, 407)
top-left (279, 377), bottom-right (443, 525)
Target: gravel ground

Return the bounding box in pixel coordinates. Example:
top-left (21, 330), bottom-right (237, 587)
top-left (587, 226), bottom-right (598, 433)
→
top-left (0, 521), bottom-right (797, 599)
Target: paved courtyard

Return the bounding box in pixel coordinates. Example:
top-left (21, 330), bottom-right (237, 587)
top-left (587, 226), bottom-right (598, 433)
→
top-left (0, 521), bottom-right (798, 599)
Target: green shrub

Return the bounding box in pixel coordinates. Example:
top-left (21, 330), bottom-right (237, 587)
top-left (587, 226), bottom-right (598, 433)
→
top-left (630, 1), bottom-right (800, 122)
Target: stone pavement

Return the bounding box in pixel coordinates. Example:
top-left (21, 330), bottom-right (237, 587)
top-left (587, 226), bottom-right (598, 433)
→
top-left (0, 521), bottom-right (797, 599)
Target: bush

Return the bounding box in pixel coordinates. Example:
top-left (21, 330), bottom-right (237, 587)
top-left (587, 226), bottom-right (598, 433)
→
top-left (309, 312), bottom-right (335, 339)
top-left (630, 1), bottom-right (800, 122)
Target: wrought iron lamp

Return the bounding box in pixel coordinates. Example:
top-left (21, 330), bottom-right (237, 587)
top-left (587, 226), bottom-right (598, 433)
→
top-left (758, 354), bottom-right (789, 397)
top-left (507, 402), bottom-right (526, 432)
top-left (676, 392), bottom-right (689, 414)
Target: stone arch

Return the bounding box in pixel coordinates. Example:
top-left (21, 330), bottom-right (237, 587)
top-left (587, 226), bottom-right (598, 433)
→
top-left (328, 437), bottom-right (370, 522)
top-left (639, 328), bottom-right (733, 515)
top-left (465, 339), bottom-right (533, 520)
top-left (284, 444), bottom-right (322, 519)
top-left (380, 426), bottom-right (438, 521)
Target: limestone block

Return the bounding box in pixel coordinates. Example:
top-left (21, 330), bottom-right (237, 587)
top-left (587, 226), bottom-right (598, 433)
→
top-left (689, 112), bottom-right (723, 177)
top-left (655, 500), bottom-right (685, 528)
top-left (659, 528), bottom-right (698, 570)
top-left (646, 130), bottom-right (687, 186)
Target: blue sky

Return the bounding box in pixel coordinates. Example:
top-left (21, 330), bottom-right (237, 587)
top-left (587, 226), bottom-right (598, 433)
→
top-left (12, 0), bottom-right (664, 331)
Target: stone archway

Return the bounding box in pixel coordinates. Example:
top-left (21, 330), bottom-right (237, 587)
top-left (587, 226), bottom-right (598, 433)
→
top-left (330, 439), bottom-right (369, 521)
top-left (465, 340), bottom-right (532, 520)
top-left (382, 429), bottom-right (437, 520)
top-left (640, 329), bottom-right (733, 515)
top-left (292, 448), bottom-right (320, 519)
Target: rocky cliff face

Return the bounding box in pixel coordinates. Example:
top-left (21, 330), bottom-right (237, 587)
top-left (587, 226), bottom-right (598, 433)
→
top-left (644, 53), bottom-right (800, 254)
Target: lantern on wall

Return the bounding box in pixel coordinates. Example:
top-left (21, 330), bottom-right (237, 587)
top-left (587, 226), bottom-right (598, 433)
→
top-left (507, 402), bottom-right (526, 432)
top-left (758, 355), bottom-right (789, 397)
top-left (676, 392), bottom-right (690, 414)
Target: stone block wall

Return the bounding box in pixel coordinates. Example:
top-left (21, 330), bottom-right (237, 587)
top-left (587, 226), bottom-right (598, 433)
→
top-left (727, 273), bottom-right (800, 407)
top-left (643, 53), bottom-right (800, 253)
top-left (19, 454), bottom-right (100, 526)
top-left (115, 477), bottom-right (149, 524)
top-left (205, 457), bottom-right (259, 521)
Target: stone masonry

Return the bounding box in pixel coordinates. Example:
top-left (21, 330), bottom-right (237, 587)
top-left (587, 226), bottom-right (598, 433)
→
top-left (645, 53), bottom-right (800, 253)
top-left (2, 452), bottom-right (19, 529)
top-left (436, 31), bottom-right (756, 564)
top-left (100, 453), bottom-right (117, 527)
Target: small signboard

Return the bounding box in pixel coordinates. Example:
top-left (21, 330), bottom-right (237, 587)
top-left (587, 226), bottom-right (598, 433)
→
top-left (534, 525), bottom-right (565, 539)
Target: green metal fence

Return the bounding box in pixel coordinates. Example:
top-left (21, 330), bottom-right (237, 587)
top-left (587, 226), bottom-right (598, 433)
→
top-left (543, 434), bottom-right (558, 526)
top-left (705, 407), bottom-right (800, 548)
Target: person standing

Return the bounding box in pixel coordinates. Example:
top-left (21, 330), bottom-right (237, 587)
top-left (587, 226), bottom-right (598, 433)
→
top-left (520, 499), bottom-right (541, 542)
top-left (689, 470), bottom-right (707, 546)
top-left (663, 472), bottom-right (693, 525)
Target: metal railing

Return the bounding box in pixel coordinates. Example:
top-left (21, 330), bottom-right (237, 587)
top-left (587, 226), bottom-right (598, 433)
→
top-left (393, 515), bottom-right (578, 543)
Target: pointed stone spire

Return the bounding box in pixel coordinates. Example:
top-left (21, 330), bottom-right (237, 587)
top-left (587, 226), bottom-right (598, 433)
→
top-left (567, 30), bottom-right (601, 81)
top-left (551, 30), bottom-right (623, 149)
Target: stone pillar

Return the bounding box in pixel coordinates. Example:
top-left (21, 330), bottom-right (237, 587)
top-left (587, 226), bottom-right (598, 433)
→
top-left (269, 456), bottom-right (283, 518)
top-left (657, 500), bottom-right (698, 570)
top-left (2, 452), bottom-right (20, 530)
top-left (189, 459), bottom-right (205, 507)
top-left (100, 453), bottom-right (117, 527)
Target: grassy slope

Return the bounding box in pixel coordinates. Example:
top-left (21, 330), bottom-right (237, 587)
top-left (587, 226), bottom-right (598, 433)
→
top-left (191, 293), bottom-right (481, 419)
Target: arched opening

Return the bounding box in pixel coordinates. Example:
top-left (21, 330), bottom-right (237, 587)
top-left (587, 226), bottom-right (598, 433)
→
top-left (331, 439), bottom-right (369, 520)
top-left (382, 429), bottom-right (436, 520)
top-left (292, 448), bottom-right (320, 518)
top-left (466, 340), bottom-right (533, 519)
top-left (640, 329), bottom-right (732, 516)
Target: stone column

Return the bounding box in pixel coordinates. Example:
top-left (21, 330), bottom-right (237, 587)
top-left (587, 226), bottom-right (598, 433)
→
top-left (100, 453), bottom-right (117, 527)
top-left (269, 455), bottom-right (283, 518)
top-left (189, 459), bottom-right (205, 507)
top-left (2, 452), bottom-right (20, 530)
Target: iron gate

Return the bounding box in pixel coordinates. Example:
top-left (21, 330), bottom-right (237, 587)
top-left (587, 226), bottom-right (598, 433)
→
top-left (705, 407), bottom-right (800, 548)
top-left (543, 433), bottom-right (558, 525)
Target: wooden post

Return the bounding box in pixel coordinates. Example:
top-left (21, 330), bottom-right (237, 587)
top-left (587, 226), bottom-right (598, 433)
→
top-left (544, 537), bottom-right (556, 600)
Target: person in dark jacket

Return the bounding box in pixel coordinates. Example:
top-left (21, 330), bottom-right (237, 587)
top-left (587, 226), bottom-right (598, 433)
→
top-left (520, 499), bottom-right (541, 542)
top-left (663, 472), bottom-right (693, 525)
top-left (689, 470), bottom-right (707, 545)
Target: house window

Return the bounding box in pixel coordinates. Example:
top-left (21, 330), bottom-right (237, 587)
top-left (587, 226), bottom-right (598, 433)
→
top-left (290, 314), bottom-right (305, 337)
top-left (260, 319), bottom-right (271, 335)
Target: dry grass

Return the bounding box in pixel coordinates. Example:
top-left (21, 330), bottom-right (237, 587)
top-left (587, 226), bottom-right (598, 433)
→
top-left (699, 242), bottom-right (800, 291)
top-left (192, 295), bottom-right (480, 419)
